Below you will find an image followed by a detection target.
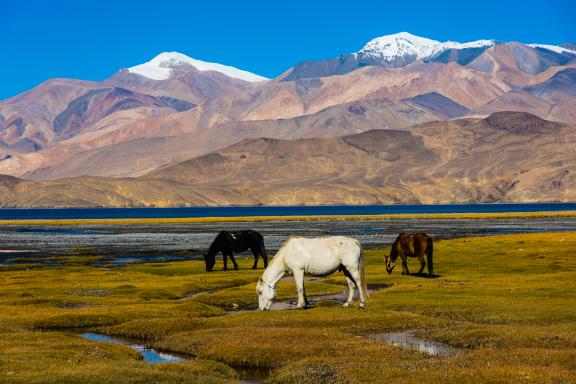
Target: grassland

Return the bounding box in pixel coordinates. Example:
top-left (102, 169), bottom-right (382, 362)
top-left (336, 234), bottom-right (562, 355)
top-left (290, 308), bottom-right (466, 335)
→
top-left (1, 232), bottom-right (575, 383)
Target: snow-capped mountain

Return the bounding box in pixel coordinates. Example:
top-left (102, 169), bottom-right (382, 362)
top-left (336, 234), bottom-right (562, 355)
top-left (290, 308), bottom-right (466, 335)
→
top-left (359, 32), bottom-right (495, 63)
top-left (280, 32), bottom-right (576, 82)
top-left (279, 32), bottom-right (499, 81)
top-left (127, 52), bottom-right (268, 82)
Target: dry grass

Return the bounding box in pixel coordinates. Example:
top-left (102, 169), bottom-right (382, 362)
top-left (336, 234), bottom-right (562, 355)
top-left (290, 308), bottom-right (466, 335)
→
top-left (0, 232), bottom-right (575, 383)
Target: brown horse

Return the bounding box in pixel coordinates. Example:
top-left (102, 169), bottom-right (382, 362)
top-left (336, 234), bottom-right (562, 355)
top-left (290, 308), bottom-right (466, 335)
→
top-left (386, 233), bottom-right (434, 276)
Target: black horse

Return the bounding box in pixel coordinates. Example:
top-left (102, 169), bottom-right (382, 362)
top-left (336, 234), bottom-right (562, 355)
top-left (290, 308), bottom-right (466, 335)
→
top-left (204, 230), bottom-right (268, 272)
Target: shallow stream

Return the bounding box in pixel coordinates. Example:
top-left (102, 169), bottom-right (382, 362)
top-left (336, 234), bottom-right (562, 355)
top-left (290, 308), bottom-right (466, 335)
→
top-left (80, 332), bottom-right (269, 382)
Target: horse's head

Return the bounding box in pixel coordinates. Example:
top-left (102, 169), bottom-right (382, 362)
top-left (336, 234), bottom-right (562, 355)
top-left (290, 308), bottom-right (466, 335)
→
top-left (386, 255), bottom-right (396, 275)
top-left (257, 276), bottom-right (275, 311)
top-left (203, 253), bottom-right (216, 272)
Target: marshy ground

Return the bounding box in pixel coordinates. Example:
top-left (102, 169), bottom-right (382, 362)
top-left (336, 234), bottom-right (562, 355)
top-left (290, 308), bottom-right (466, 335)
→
top-left (1, 212), bottom-right (575, 260)
top-left (1, 230), bottom-right (575, 383)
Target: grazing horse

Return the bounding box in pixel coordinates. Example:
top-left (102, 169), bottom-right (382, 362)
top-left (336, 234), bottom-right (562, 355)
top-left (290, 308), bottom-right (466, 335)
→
top-left (257, 236), bottom-right (367, 310)
top-left (386, 233), bottom-right (434, 276)
top-left (204, 230), bottom-right (268, 272)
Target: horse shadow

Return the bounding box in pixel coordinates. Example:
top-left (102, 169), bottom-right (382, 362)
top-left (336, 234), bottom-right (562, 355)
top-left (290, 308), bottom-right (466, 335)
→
top-left (408, 272), bottom-right (442, 279)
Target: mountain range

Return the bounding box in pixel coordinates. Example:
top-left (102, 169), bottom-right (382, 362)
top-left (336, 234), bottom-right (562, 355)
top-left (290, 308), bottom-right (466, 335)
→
top-left (0, 32), bottom-right (575, 206)
top-left (0, 111), bottom-right (573, 207)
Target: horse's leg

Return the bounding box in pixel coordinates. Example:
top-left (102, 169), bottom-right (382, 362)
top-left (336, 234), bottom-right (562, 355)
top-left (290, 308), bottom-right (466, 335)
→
top-left (222, 252), bottom-right (228, 271)
top-left (426, 237), bottom-right (434, 276)
top-left (418, 253), bottom-right (426, 274)
top-left (292, 269), bottom-right (306, 309)
top-left (343, 276), bottom-right (356, 308)
top-left (339, 267), bottom-right (355, 308)
top-left (348, 268), bottom-right (366, 309)
top-left (228, 252), bottom-right (239, 270)
top-left (400, 253), bottom-right (409, 275)
top-left (250, 248), bottom-right (259, 269)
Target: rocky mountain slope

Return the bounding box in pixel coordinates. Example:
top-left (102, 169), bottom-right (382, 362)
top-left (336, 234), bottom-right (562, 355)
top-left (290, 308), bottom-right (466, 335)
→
top-left (1, 33), bottom-right (575, 180)
top-left (0, 112), bottom-right (573, 207)
top-left (23, 97), bottom-right (444, 179)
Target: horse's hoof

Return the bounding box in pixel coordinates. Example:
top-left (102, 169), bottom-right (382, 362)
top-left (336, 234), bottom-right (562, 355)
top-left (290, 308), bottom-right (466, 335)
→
top-left (234, 267), bottom-right (239, 271)
top-left (359, 303), bottom-right (366, 310)
top-left (342, 302), bottom-right (351, 308)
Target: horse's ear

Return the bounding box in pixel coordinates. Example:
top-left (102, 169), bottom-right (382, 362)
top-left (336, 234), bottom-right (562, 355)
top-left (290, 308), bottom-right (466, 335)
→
top-left (258, 276), bottom-right (263, 283)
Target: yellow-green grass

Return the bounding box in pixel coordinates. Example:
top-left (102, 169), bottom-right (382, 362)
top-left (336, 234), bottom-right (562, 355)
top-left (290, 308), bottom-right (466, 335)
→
top-left (0, 233), bottom-right (575, 383)
top-left (0, 210), bottom-right (574, 226)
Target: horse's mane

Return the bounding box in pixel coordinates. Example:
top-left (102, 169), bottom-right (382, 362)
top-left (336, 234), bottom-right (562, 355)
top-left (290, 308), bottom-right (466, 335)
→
top-left (207, 231), bottom-right (228, 256)
top-left (268, 236), bottom-right (296, 267)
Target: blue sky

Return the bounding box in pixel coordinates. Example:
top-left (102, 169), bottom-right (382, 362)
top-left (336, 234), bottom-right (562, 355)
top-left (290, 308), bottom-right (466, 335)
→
top-left (0, 0), bottom-right (574, 100)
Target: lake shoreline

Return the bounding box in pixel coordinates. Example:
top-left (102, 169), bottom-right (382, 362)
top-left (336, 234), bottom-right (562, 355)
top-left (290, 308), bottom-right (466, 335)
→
top-left (1, 210), bottom-right (575, 226)
top-left (1, 214), bottom-right (575, 265)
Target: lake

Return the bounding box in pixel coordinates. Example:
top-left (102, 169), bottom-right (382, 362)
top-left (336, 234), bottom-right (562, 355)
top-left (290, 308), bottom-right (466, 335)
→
top-left (0, 202), bottom-right (575, 220)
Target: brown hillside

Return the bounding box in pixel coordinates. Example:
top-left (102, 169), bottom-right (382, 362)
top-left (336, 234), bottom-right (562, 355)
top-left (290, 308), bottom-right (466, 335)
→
top-left (0, 112), bottom-right (574, 207)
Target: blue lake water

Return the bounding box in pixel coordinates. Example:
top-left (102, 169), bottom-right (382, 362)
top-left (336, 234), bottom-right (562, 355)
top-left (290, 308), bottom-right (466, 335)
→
top-left (0, 203), bottom-right (574, 220)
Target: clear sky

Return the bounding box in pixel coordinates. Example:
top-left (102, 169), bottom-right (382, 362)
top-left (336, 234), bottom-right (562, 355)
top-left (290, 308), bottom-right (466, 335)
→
top-left (0, 0), bottom-right (574, 100)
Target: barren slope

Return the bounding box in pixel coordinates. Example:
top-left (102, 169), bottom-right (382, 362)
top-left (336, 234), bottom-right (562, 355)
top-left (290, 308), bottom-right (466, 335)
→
top-left (0, 112), bottom-right (573, 207)
top-left (25, 98), bottom-right (443, 179)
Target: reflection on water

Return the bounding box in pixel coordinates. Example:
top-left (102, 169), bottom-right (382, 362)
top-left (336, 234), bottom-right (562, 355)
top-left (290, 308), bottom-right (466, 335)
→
top-left (81, 333), bottom-right (186, 364)
top-left (370, 331), bottom-right (459, 357)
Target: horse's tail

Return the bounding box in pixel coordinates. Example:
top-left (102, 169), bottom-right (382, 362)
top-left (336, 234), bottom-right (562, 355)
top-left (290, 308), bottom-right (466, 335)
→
top-left (259, 235), bottom-right (269, 267)
top-left (427, 236), bottom-right (434, 276)
top-left (259, 236), bottom-right (268, 258)
top-left (358, 243), bottom-right (369, 300)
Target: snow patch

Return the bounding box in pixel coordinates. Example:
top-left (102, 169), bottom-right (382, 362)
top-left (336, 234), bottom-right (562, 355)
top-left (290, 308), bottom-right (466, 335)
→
top-left (359, 32), bottom-right (495, 62)
top-left (127, 52), bottom-right (268, 82)
top-left (528, 44), bottom-right (576, 55)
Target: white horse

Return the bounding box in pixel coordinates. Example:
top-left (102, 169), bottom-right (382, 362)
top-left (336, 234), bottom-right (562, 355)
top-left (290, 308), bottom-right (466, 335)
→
top-left (256, 236), bottom-right (367, 310)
